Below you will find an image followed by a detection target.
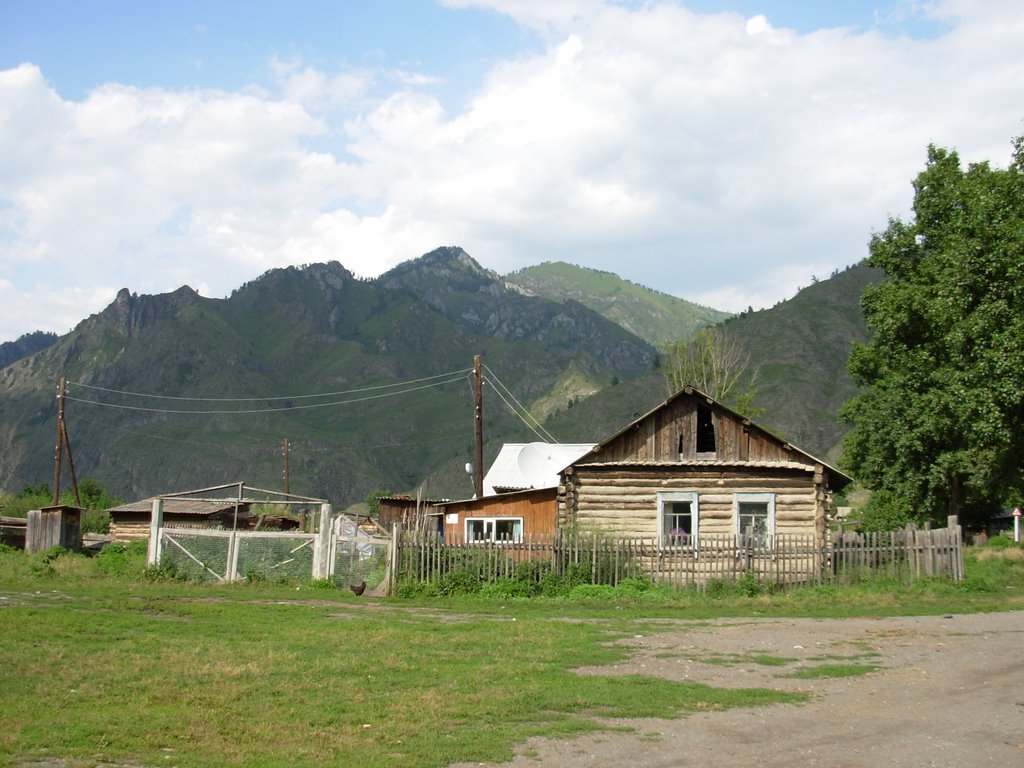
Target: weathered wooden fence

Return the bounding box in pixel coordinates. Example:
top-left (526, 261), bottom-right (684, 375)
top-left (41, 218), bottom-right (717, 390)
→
top-left (393, 520), bottom-right (964, 592)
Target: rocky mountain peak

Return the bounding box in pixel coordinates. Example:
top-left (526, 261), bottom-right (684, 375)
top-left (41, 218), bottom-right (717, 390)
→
top-left (96, 284), bottom-right (201, 337)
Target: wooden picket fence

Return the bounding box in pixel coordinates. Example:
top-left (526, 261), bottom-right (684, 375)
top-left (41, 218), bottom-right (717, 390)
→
top-left (393, 519), bottom-right (963, 592)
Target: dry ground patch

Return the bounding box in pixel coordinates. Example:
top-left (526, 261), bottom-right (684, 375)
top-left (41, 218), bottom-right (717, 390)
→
top-left (451, 611), bottom-right (1024, 767)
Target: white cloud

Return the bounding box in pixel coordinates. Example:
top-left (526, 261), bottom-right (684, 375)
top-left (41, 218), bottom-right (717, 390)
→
top-left (1, 1), bottom-right (1023, 342)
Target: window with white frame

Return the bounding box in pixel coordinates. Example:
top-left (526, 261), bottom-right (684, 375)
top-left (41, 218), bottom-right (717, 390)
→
top-left (733, 492), bottom-right (775, 546)
top-left (658, 491), bottom-right (698, 545)
top-left (465, 516), bottom-right (523, 543)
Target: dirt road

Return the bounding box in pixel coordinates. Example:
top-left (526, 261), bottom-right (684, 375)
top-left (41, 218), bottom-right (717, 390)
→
top-left (453, 611), bottom-right (1024, 768)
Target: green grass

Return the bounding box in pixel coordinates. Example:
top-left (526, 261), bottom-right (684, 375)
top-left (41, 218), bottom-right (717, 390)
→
top-left (1, 544), bottom-right (1022, 767)
top-left (0, 547), bottom-right (803, 768)
top-left (781, 664), bottom-right (881, 680)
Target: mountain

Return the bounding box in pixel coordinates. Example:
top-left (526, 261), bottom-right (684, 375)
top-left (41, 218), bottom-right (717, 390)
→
top-left (0, 249), bottom-right (877, 506)
top-left (0, 248), bottom-right (656, 505)
top-left (723, 264), bottom-right (881, 462)
top-left (0, 331), bottom-right (58, 370)
top-left (504, 261), bottom-right (731, 348)
top-left (538, 264), bottom-right (882, 464)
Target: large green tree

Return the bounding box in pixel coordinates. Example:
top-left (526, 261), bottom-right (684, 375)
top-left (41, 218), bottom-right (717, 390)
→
top-left (841, 137), bottom-right (1024, 529)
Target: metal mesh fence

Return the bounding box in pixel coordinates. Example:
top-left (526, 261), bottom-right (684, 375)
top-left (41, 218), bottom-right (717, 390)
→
top-left (332, 537), bottom-right (390, 591)
top-left (235, 533), bottom-right (316, 583)
top-left (160, 530), bottom-right (232, 581)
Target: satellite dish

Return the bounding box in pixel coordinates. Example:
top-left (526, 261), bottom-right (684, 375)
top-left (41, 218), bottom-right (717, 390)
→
top-left (465, 462), bottom-right (474, 475)
top-left (517, 442), bottom-right (555, 489)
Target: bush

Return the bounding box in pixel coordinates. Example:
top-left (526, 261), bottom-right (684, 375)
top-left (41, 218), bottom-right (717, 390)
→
top-left (94, 540), bottom-right (148, 579)
top-left (614, 577), bottom-right (651, 597)
top-left (394, 580), bottom-right (439, 599)
top-left (985, 534), bottom-right (1016, 549)
top-left (438, 568), bottom-right (481, 596)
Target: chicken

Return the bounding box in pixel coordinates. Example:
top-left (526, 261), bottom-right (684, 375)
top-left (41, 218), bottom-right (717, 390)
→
top-left (350, 580), bottom-right (366, 596)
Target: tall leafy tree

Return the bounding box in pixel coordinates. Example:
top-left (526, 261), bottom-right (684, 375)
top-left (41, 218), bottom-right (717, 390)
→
top-left (841, 137), bottom-right (1024, 529)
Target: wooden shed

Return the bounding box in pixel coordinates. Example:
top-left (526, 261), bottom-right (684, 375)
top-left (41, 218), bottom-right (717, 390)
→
top-left (107, 498), bottom-right (253, 542)
top-left (438, 487), bottom-right (557, 543)
top-left (558, 386), bottom-right (851, 543)
top-left (377, 495), bottom-right (446, 535)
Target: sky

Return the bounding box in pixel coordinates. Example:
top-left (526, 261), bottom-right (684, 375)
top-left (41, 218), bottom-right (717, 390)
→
top-left (1, 0), bottom-right (1022, 343)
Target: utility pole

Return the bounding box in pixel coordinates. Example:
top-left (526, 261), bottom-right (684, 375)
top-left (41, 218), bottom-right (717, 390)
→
top-left (282, 439), bottom-right (290, 495)
top-left (51, 377), bottom-right (80, 507)
top-left (473, 355), bottom-right (484, 498)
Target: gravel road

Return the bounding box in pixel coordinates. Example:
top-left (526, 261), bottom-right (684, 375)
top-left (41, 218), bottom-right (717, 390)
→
top-left (453, 611), bottom-right (1024, 768)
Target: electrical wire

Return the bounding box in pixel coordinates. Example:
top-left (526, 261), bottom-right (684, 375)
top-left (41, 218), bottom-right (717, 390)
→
top-left (72, 411), bottom-right (470, 454)
top-left (65, 373), bottom-right (469, 415)
top-left (482, 363), bottom-right (557, 442)
top-left (483, 377), bottom-right (552, 443)
top-left (67, 367), bottom-right (472, 402)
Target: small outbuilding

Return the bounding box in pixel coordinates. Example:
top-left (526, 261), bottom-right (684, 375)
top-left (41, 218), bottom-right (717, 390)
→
top-left (107, 497), bottom-right (252, 542)
top-left (440, 443), bottom-right (595, 542)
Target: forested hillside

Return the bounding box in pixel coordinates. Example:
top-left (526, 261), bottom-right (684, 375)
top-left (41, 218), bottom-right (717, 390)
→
top-left (0, 248), bottom-right (875, 506)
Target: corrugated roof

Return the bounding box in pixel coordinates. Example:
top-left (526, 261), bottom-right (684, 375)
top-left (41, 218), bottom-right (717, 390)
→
top-left (107, 498), bottom-right (249, 516)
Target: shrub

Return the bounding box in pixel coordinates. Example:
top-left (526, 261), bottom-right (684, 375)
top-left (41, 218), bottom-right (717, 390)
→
top-left (94, 540), bottom-right (148, 579)
top-left (394, 580), bottom-right (439, 599)
top-left (985, 534), bottom-right (1015, 549)
top-left (438, 568), bottom-right (481, 596)
top-left (614, 577), bottom-right (651, 597)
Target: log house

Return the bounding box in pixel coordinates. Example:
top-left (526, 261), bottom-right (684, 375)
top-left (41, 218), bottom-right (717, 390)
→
top-left (558, 387), bottom-right (851, 543)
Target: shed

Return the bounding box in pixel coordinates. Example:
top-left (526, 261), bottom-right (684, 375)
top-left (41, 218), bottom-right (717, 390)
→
top-left (377, 495), bottom-right (447, 535)
top-left (107, 497), bottom-right (253, 542)
top-left (438, 487), bottom-right (557, 542)
top-left (438, 442), bottom-right (596, 541)
top-left (558, 386), bottom-right (851, 543)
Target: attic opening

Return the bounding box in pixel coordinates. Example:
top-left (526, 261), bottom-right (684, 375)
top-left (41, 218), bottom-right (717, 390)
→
top-left (696, 402), bottom-right (716, 454)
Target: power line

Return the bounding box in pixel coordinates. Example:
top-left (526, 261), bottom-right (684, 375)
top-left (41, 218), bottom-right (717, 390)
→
top-left (484, 377), bottom-right (552, 444)
top-left (67, 367), bottom-right (472, 402)
top-left (482, 364), bottom-right (557, 443)
top-left (65, 374), bottom-right (469, 415)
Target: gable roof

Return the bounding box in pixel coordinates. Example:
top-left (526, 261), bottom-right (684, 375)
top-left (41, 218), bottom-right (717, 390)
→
top-left (570, 385), bottom-right (852, 490)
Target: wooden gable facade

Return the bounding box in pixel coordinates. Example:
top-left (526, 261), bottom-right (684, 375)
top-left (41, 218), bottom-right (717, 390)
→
top-left (558, 387), bottom-right (851, 542)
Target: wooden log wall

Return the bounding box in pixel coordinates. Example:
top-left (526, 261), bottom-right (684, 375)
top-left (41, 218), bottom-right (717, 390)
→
top-left (562, 466), bottom-right (820, 539)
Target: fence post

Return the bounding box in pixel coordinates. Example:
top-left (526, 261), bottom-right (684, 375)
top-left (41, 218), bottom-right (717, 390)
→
top-left (948, 515), bottom-right (964, 581)
top-left (147, 498), bottom-right (164, 566)
top-left (313, 503), bottom-right (332, 580)
top-left (388, 523), bottom-right (402, 596)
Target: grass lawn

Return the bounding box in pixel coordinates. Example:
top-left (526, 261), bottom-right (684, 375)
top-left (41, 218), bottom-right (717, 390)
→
top-left (1, 543), bottom-right (1022, 767)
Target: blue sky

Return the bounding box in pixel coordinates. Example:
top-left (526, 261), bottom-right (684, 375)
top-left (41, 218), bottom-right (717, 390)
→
top-left (1, 0), bottom-right (1021, 341)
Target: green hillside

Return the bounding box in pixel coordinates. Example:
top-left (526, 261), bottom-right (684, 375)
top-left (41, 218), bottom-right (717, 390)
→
top-left (0, 251), bottom-right (877, 507)
top-left (723, 264), bottom-right (882, 462)
top-left (0, 250), bottom-right (656, 506)
top-left (538, 264), bottom-right (882, 463)
top-left (504, 262), bottom-right (731, 348)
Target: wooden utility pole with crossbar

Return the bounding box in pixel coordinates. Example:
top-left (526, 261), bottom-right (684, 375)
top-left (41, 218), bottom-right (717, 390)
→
top-left (50, 377), bottom-right (80, 507)
top-left (473, 355), bottom-right (484, 498)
